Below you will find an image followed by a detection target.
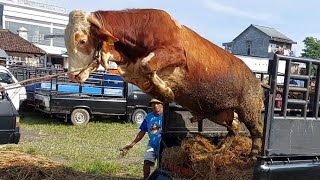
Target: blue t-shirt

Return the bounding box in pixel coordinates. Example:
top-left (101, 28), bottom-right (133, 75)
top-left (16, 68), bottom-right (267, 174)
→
top-left (139, 112), bottom-right (163, 157)
top-left (290, 79), bottom-right (304, 87)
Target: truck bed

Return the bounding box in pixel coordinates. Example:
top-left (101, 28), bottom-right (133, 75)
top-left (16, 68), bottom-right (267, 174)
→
top-left (34, 92), bottom-right (127, 115)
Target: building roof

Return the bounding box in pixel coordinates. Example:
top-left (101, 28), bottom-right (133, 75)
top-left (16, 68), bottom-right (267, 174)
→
top-left (226, 24), bottom-right (297, 46)
top-left (252, 24), bottom-right (297, 44)
top-left (0, 29), bottom-right (46, 55)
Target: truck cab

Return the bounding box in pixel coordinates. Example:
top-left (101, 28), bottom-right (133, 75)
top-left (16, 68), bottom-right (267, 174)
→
top-left (0, 65), bottom-right (27, 110)
top-left (0, 90), bottom-right (20, 145)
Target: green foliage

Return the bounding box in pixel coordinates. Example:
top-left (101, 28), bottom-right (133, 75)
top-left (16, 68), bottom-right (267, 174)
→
top-left (301, 37), bottom-right (320, 75)
top-left (301, 37), bottom-right (320, 59)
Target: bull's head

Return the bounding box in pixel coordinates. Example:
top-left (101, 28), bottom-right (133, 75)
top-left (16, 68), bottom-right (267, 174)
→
top-left (65, 10), bottom-right (119, 82)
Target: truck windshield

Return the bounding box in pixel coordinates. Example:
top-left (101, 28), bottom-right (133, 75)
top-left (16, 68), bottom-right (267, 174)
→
top-left (132, 85), bottom-right (142, 91)
top-left (0, 71), bottom-right (14, 84)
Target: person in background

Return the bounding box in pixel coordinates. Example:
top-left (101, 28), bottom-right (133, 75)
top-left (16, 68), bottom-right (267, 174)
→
top-left (289, 63), bottom-right (305, 87)
top-left (121, 98), bottom-right (163, 180)
top-left (289, 63), bottom-right (305, 100)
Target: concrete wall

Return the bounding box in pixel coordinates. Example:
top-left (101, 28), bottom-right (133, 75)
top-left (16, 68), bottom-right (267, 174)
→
top-left (232, 26), bottom-right (271, 58)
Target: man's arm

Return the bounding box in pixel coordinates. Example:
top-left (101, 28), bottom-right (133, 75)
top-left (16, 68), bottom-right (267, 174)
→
top-left (122, 130), bottom-right (146, 150)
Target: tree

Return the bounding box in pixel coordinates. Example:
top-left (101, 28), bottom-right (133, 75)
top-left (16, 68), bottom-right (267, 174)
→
top-left (301, 37), bottom-right (320, 75)
top-left (301, 37), bottom-right (320, 59)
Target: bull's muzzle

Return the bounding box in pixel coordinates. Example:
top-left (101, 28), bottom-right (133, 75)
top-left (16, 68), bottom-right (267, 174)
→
top-left (68, 71), bottom-right (88, 83)
top-left (68, 61), bottom-right (100, 83)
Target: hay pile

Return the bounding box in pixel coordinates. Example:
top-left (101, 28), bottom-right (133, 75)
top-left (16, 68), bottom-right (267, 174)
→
top-left (161, 136), bottom-right (254, 180)
top-left (0, 151), bottom-right (100, 180)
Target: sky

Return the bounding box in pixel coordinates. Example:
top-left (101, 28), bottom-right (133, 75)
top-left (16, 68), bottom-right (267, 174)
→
top-left (56, 0), bottom-right (320, 56)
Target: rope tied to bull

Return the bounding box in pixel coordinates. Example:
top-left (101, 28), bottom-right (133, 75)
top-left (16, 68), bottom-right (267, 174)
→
top-left (0, 41), bottom-right (104, 93)
top-left (0, 69), bottom-right (77, 92)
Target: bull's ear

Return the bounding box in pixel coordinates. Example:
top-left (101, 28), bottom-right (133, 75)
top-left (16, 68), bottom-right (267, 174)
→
top-left (99, 28), bottom-right (119, 43)
top-left (87, 14), bottom-right (119, 43)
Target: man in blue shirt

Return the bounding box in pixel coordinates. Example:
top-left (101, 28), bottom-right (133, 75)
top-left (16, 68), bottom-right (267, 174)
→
top-left (122, 98), bottom-right (163, 180)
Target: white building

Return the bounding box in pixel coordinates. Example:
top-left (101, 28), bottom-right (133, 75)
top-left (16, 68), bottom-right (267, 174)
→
top-left (0, 0), bottom-right (68, 68)
top-left (235, 54), bottom-right (287, 84)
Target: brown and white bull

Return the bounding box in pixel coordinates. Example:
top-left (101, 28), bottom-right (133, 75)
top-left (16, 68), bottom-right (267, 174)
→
top-left (64, 9), bottom-right (263, 156)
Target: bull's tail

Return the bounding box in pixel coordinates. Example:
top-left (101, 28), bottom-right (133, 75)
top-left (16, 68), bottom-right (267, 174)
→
top-left (261, 82), bottom-right (283, 94)
top-left (261, 83), bottom-right (270, 90)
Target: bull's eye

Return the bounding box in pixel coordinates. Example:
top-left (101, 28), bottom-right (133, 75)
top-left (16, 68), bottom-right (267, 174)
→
top-left (79, 39), bottom-right (87, 45)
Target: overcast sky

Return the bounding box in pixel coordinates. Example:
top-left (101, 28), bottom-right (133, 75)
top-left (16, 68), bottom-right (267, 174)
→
top-left (57, 0), bottom-right (320, 56)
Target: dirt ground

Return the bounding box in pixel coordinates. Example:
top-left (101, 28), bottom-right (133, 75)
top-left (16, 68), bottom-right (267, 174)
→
top-left (0, 151), bottom-right (140, 180)
top-left (0, 127), bottom-right (139, 180)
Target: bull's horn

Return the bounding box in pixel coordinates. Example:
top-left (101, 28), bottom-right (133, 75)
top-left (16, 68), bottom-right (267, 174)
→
top-left (87, 14), bottom-right (119, 42)
top-left (87, 14), bottom-right (102, 29)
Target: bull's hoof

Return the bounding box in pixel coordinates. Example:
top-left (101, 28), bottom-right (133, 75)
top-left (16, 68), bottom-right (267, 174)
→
top-left (190, 117), bottom-right (198, 123)
top-left (250, 144), bottom-right (260, 161)
top-left (252, 138), bottom-right (262, 156)
top-left (250, 151), bottom-right (259, 161)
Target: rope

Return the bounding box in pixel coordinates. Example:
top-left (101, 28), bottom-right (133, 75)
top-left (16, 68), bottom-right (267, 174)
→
top-left (0, 69), bottom-right (78, 92)
top-left (0, 59), bottom-right (101, 93)
top-left (0, 40), bottom-right (103, 93)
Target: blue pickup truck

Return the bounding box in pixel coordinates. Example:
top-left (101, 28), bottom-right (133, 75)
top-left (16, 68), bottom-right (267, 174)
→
top-left (27, 70), bottom-right (152, 126)
top-left (6, 67), bottom-right (152, 126)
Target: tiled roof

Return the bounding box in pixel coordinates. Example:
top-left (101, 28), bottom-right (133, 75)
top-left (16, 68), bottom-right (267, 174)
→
top-left (0, 29), bottom-right (46, 55)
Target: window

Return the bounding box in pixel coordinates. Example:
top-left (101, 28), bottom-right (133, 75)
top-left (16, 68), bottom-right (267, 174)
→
top-left (246, 41), bottom-right (252, 55)
top-left (52, 28), bottom-right (65, 48)
top-left (0, 72), bottom-right (14, 84)
top-left (5, 21), bottom-right (50, 46)
top-left (132, 84), bottom-right (142, 91)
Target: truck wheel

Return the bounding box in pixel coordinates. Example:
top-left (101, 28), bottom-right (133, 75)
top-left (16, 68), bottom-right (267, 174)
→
top-left (131, 109), bottom-right (147, 124)
top-left (71, 108), bottom-right (90, 126)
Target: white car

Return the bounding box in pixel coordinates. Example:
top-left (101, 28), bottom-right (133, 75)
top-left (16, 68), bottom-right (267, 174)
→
top-left (0, 65), bottom-right (26, 110)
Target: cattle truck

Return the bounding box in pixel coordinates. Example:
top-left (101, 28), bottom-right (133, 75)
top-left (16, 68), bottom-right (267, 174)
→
top-left (149, 54), bottom-right (320, 179)
top-left (32, 70), bottom-right (152, 125)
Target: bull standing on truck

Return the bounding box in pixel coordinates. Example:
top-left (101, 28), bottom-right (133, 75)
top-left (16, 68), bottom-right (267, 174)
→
top-left (122, 98), bottom-right (163, 180)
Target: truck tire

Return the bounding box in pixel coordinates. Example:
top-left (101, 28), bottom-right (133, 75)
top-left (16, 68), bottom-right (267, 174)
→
top-left (131, 109), bottom-right (147, 124)
top-left (71, 108), bottom-right (90, 126)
